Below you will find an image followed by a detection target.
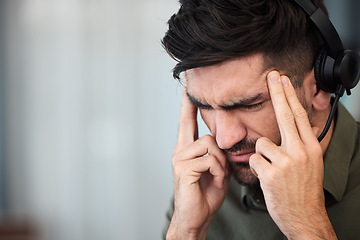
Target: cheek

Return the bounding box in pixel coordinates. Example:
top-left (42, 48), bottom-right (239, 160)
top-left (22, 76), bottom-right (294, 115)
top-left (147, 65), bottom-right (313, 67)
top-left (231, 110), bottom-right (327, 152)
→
top-left (254, 105), bottom-right (281, 143)
top-left (264, 116), bottom-right (281, 144)
top-left (241, 106), bottom-right (281, 143)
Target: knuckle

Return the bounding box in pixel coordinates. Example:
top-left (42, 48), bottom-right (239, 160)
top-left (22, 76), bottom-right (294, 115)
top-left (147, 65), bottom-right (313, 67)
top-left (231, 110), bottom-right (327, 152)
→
top-left (172, 149), bottom-right (179, 159)
top-left (293, 107), bottom-right (308, 119)
top-left (272, 86), bottom-right (284, 96)
top-left (172, 155), bottom-right (177, 166)
top-left (280, 111), bottom-right (295, 123)
top-left (263, 169), bottom-right (277, 184)
top-left (172, 147), bottom-right (187, 165)
top-left (172, 161), bottom-right (183, 176)
top-left (294, 148), bottom-right (309, 164)
top-left (279, 156), bottom-right (294, 171)
top-left (298, 148), bottom-right (308, 160)
top-left (172, 147), bottom-right (183, 162)
top-left (205, 154), bottom-right (217, 164)
top-left (199, 134), bottom-right (214, 144)
top-left (218, 169), bottom-right (225, 178)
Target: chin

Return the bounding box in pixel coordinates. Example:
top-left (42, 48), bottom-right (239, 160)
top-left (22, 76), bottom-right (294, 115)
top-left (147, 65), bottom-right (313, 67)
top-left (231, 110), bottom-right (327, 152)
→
top-left (229, 161), bottom-right (260, 186)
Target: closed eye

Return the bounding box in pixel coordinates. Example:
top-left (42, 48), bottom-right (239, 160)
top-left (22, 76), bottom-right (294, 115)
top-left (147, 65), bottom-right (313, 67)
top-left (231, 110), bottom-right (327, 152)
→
top-left (222, 102), bottom-right (264, 111)
top-left (186, 91), bottom-right (267, 112)
top-left (198, 105), bottom-right (213, 110)
top-left (242, 102), bottom-right (264, 110)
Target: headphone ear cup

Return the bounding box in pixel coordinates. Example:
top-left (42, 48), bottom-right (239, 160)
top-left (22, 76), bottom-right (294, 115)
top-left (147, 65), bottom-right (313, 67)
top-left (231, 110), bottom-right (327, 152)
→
top-left (314, 48), bottom-right (360, 93)
top-left (314, 47), bottom-right (329, 91)
top-left (334, 50), bottom-right (360, 90)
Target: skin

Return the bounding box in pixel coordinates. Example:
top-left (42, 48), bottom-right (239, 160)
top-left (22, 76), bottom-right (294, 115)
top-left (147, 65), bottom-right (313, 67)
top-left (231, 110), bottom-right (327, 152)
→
top-left (167, 54), bottom-right (337, 239)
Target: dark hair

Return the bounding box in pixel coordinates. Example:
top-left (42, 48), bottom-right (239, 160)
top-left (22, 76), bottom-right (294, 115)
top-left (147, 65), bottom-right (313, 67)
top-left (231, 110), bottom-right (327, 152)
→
top-left (162, 0), bottom-right (328, 87)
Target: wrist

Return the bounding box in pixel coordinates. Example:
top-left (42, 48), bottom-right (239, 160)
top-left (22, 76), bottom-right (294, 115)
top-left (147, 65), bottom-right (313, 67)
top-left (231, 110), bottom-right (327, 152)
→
top-left (166, 228), bottom-right (207, 240)
top-left (166, 214), bottom-right (212, 240)
top-left (285, 210), bottom-right (337, 240)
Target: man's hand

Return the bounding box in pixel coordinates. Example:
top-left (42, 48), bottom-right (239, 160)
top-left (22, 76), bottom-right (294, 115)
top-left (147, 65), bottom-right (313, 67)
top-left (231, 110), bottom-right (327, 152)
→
top-left (249, 71), bottom-right (337, 239)
top-left (166, 88), bottom-right (231, 240)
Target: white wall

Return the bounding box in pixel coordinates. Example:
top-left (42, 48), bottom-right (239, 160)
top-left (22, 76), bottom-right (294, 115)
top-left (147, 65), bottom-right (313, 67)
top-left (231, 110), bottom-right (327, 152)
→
top-left (1, 1), bottom-right (359, 240)
top-left (2, 0), bottom-right (180, 239)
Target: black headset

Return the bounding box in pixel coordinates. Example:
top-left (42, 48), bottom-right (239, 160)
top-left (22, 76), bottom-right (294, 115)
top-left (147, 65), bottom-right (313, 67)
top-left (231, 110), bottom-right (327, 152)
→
top-left (292, 0), bottom-right (360, 141)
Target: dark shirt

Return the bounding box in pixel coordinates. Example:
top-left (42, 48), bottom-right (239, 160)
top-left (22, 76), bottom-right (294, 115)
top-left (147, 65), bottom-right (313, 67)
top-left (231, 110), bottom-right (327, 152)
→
top-left (164, 103), bottom-right (360, 239)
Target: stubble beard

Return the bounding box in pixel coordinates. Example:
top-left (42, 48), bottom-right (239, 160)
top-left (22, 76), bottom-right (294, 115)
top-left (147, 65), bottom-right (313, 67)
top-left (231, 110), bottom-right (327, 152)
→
top-left (228, 160), bottom-right (259, 186)
top-left (224, 138), bottom-right (260, 186)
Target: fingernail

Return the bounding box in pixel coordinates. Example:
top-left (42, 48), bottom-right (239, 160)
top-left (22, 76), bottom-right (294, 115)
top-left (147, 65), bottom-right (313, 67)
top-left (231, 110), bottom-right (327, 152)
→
top-left (268, 71), bottom-right (280, 84)
top-left (281, 76), bottom-right (289, 87)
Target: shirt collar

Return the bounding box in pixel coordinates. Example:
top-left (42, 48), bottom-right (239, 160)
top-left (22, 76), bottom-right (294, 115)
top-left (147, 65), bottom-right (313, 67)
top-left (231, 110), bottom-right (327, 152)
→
top-left (323, 102), bottom-right (359, 202)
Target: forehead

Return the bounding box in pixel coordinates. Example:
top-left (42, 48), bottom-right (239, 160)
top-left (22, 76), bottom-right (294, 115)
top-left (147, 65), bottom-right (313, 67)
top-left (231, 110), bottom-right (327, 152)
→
top-left (185, 54), bottom-right (270, 104)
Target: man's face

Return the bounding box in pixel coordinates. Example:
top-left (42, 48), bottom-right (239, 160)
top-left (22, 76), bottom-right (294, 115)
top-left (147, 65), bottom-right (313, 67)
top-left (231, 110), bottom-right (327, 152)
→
top-left (185, 54), bottom-right (308, 185)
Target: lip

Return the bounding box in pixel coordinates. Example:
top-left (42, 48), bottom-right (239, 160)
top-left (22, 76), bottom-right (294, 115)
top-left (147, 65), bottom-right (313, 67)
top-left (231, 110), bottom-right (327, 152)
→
top-left (226, 151), bottom-right (255, 163)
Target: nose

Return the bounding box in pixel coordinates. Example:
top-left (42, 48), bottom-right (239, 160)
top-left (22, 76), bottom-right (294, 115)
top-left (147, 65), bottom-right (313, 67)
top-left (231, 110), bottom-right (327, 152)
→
top-left (214, 110), bottom-right (247, 150)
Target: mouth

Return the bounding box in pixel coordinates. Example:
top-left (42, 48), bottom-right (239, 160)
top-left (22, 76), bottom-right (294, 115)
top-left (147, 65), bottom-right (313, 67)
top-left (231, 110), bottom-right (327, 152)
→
top-left (226, 150), bottom-right (255, 163)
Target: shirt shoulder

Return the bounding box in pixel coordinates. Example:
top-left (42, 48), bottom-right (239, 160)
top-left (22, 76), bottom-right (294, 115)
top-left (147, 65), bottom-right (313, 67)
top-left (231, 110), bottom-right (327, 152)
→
top-left (325, 104), bottom-right (360, 239)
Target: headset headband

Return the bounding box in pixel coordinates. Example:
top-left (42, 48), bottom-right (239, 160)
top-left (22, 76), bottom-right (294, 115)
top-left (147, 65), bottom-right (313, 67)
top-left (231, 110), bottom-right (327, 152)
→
top-left (292, 0), bottom-right (343, 58)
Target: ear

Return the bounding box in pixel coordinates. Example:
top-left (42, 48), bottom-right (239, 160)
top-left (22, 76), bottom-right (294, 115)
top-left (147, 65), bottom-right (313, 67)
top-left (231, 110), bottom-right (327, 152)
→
top-left (313, 89), bottom-right (331, 111)
top-left (305, 69), bottom-right (332, 111)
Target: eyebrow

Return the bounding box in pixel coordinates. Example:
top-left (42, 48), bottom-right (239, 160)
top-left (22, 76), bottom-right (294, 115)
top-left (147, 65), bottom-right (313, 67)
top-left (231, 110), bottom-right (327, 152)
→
top-left (186, 91), bottom-right (264, 111)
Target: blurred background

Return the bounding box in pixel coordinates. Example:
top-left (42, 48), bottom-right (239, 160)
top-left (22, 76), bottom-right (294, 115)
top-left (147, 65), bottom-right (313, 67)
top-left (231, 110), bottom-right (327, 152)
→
top-left (0, 0), bottom-right (358, 239)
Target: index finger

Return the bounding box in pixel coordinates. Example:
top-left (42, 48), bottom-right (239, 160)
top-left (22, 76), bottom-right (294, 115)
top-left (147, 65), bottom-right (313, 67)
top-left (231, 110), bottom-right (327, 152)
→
top-left (176, 88), bottom-right (199, 149)
top-left (280, 75), bottom-right (318, 145)
top-left (267, 71), bottom-right (301, 145)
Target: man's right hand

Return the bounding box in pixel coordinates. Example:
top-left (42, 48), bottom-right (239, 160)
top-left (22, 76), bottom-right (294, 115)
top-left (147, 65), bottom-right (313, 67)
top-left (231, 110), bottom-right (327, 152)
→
top-left (166, 88), bottom-right (231, 240)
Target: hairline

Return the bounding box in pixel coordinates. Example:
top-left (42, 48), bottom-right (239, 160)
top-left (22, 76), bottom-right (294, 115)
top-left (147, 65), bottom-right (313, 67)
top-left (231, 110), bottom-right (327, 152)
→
top-left (180, 52), bottom-right (308, 88)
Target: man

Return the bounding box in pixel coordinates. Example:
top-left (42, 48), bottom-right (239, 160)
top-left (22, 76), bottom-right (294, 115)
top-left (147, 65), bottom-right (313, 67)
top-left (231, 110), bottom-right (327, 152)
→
top-left (162, 0), bottom-right (360, 239)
